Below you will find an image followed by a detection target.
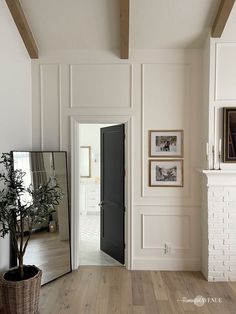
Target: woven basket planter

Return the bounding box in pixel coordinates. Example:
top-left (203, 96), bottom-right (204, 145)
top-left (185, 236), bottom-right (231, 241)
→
top-left (0, 265), bottom-right (42, 314)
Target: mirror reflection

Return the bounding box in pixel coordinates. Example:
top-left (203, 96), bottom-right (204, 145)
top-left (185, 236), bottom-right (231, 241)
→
top-left (12, 151), bottom-right (71, 285)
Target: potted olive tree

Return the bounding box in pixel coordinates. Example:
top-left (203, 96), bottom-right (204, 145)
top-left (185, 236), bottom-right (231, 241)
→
top-left (0, 153), bottom-right (62, 314)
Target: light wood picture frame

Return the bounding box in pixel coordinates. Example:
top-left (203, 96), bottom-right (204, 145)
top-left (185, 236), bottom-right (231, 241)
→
top-left (149, 159), bottom-right (184, 187)
top-left (149, 130), bottom-right (184, 158)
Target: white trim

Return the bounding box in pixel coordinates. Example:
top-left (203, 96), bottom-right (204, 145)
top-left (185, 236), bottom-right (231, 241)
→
top-left (70, 115), bottom-right (132, 270)
top-left (70, 118), bottom-right (80, 269)
top-left (58, 65), bottom-right (62, 150)
top-left (133, 258), bottom-right (200, 271)
top-left (39, 65), bottom-right (44, 150)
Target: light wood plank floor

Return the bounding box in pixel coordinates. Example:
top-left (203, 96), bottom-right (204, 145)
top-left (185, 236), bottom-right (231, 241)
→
top-left (39, 266), bottom-right (236, 314)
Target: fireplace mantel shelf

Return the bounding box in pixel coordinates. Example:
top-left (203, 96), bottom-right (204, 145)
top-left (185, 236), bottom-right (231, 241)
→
top-left (198, 169), bottom-right (236, 186)
top-left (202, 169), bottom-right (236, 175)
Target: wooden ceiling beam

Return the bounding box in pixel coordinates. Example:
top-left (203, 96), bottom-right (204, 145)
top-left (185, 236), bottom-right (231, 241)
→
top-left (120, 0), bottom-right (129, 59)
top-left (5, 0), bottom-right (38, 59)
top-left (212, 0), bottom-right (235, 38)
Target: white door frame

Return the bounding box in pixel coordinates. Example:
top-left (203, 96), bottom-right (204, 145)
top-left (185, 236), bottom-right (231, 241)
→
top-left (70, 115), bottom-right (132, 270)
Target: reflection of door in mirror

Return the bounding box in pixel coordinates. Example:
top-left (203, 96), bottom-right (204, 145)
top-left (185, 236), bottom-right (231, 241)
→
top-left (80, 146), bottom-right (91, 178)
top-left (11, 151), bottom-right (71, 285)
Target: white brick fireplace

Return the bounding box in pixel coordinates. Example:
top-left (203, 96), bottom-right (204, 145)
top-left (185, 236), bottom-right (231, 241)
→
top-left (202, 170), bottom-right (236, 281)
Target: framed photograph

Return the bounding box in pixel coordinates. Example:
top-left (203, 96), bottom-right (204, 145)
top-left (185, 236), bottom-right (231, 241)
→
top-left (149, 159), bottom-right (183, 187)
top-left (149, 130), bottom-right (183, 158)
top-left (223, 108), bottom-right (236, 162)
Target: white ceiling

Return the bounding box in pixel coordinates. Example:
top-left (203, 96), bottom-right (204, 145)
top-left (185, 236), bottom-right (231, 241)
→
top-left (20, 0), bottom-right (221, 52)
top-left (131, 0), bottom-right (220, 49)
top-left (20, 0), bottom-right (120, 51)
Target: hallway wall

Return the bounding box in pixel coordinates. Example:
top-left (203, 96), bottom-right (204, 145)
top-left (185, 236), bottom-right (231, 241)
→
top-left (79, 124), bottom-right (113, 179)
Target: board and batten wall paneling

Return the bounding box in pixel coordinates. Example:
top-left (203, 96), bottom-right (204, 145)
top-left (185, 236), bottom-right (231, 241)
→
top-left (40, 64), bottom-right (61, 150)
top-left (133, 206), bottom-right (201, 270)
top-left (70, 64), bottom-right (132, 108)
top-left (32, 50), bottom-right (203, 271)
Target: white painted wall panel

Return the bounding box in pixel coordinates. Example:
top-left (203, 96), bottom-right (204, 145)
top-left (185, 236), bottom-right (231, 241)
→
top-left (216, 44), bottom-right (236, 101)
top-left (143, 64), bottom-right (187, 128)
top-left (142, 214), bottom-right (190, 249)
top-left (142, 64), bottom-right (192, 199)
top-left (70, 64), bottom-right (132, 108)
top-left (132, 206), bottom-right (200, 270)
top-left (40, 64), bottom-right (60, 150)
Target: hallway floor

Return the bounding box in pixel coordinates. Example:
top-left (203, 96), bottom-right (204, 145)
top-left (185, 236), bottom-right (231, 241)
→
top-left (79, 214), bottom-right (121, 266)
top-left (39, 266), bottom-right (236, 314)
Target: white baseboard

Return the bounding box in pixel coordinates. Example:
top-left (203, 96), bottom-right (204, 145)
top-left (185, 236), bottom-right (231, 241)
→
top-left (132, 258), bottom-right (201, 271)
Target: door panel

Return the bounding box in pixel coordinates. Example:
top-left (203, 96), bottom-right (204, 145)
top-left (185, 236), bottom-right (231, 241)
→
top-left (100, 124), bottom-right (125, 264)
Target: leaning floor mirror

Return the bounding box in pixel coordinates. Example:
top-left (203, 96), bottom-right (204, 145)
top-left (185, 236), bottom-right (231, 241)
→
top-left (11, 151), bottom-right (71, 285)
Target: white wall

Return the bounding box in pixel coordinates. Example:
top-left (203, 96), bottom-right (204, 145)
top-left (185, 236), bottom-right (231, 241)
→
top-left (0, 2), bottom-right (32, 271)
top-left (32, 49), bottom-right (203, 270)
top-left (79, 124), bottom-right (113, 179)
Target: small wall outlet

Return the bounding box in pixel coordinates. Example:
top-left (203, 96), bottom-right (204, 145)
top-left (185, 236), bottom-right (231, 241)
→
top-left (164, 243), bottom-right (172, 255)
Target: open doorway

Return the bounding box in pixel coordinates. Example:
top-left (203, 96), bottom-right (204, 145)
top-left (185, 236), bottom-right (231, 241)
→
top-left (79, 124), bottom-right (125, 266)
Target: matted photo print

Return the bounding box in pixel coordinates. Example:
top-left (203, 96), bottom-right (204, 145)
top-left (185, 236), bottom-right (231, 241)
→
top-left (149, 159), bottom-right (183, 187)
top-left (149, 130), bottom-right (183, 157)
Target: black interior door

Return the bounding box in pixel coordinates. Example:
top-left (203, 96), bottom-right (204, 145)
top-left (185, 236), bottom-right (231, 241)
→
top-left (100, 124), bottom-right (125, 264)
